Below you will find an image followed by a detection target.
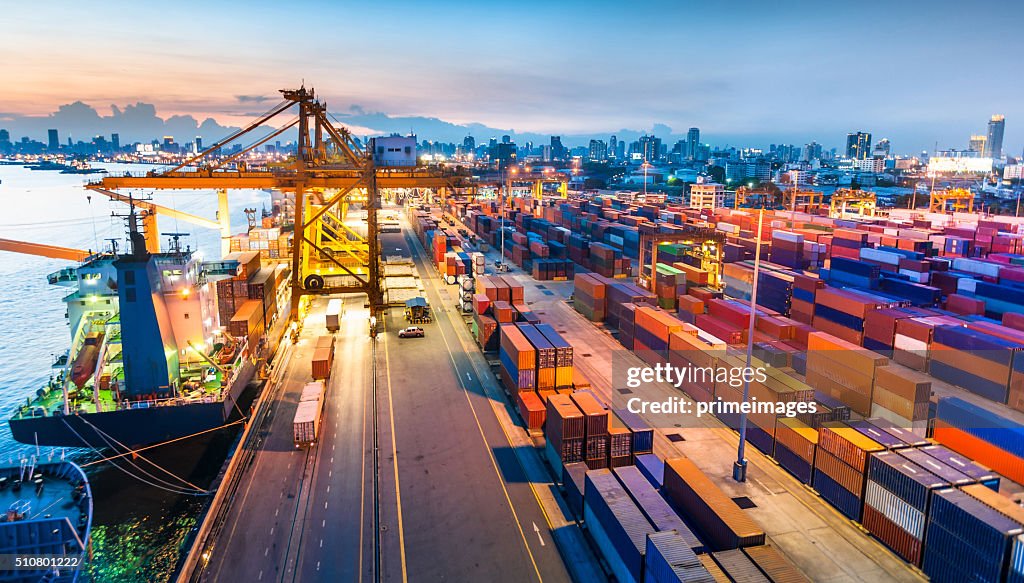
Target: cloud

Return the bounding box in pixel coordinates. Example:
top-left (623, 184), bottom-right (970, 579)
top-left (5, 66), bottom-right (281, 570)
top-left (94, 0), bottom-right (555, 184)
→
top-left (235, 95), bottom-right (271, 104)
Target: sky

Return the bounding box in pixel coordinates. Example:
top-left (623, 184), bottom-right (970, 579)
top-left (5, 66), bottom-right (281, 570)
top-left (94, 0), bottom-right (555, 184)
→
top-left (2, 0), bottom-right (1022, 153)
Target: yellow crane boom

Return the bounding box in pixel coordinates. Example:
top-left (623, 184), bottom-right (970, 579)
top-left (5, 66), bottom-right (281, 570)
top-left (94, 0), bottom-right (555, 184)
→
top-left (0, 238), bottom-right (91, 261)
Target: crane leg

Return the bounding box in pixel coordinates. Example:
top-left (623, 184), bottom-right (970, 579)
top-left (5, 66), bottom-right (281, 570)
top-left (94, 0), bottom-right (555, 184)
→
top-left (218, 189), bottom-right (230, 257)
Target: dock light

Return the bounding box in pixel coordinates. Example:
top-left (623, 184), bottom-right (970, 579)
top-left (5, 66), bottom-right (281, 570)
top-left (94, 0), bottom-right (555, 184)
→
top-left (88, 295), bottom-right (98, 304)
top-left (181, 287), bottom-right (191, 298)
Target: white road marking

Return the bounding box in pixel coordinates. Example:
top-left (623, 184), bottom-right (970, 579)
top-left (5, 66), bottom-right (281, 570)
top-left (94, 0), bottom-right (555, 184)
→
top-left (329, 470), bottom-right (333, 478)
top-left (327, 485), bottom-right (331, 493)
top-left (258, 570), bottom-right (263, 580)
top-left (322, 519), bottom-right (326, 528)
top-left (333, 444), bottom-right (336, 451)
top-left (320, 539), bottom-right (324, 548)
top-left (317, 561), bottom-right (321, 571)
top-left (264, 548), bottom-right (269, 557)
top-left (269, 527), bottom-right (274, 535)
top-left (331, 456), bottom-right (334, 464)
top-left (533, 522), bottom-right (546, 547)
top-left (466, 372), bottom-right (472, 381)
top-left (325, 501), bottom-right (329, 509)
top-left (275, 508), bottom-right (279, 517)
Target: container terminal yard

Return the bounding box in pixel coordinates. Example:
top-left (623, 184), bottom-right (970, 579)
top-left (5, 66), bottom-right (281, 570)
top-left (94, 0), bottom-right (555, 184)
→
top-left (6, 89), bottom-right (1024, 583)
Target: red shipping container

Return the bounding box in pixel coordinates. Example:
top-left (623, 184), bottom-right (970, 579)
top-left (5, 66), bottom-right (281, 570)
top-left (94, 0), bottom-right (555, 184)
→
top-left (861, 505), bottom-right (922, 566)
top-left (517, 391), bottom-right (546, 433)
top-left (945, 293), bottom-right (985, 315)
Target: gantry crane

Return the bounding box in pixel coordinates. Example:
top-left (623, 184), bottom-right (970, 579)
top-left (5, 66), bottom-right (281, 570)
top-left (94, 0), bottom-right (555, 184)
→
top-left (87, 86), bottom-right (464, 325)
top-left (637, 222), bottom-right (726, 291)
top-left (929, 188), bottom-right (975, 213)
top-left (829, 188), bottom-right (877, 218)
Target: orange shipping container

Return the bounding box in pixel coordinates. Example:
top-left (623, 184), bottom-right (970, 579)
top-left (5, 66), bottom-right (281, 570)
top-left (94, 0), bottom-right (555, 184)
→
top-left (933, 421), bottom-right (1024, 485)
top-left (663, 456), bottom-right (766, 551)
top-left (775, 418), bottom-right (818, 463)
top-left (517, 391), bottom-right (546, 433)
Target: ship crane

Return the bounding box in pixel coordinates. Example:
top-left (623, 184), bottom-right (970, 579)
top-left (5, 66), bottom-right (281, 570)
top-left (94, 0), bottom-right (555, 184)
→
top-left (88, 85), bottom-right (469, 327)
top-left (0, 239), bottom-right (92, 262)
top-left (89, 188), bottom-right (223, 255)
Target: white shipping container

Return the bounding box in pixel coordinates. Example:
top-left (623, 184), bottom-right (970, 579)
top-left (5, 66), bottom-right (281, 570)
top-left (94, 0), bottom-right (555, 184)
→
top-left (957, 278), bottom-right (979, 294)
top-left (773, 230), bottom-right (803, 244)
top-left (864, 480), bottom-right (925, 539)
top-left (898, 269), bottom-right (930, 284)
top-left (293, 399), bottom-right (323, 447)
top-left (716, 222), bottom-right (740, 235)
top-left (860, 247), bottom-right (902, 265)
top-left (893, 334), bottom-right (928, 353)
top-left (300, 381), bottom-right (325, 403)
top-left (953, 258), bottom-right (1001, 278)
top-left (325, 299), bottom-right (342, 332)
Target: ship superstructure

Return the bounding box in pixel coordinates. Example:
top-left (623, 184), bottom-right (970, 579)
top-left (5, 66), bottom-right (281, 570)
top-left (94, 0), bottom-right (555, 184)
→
top-left (9, 206), bottom-right (287, 448)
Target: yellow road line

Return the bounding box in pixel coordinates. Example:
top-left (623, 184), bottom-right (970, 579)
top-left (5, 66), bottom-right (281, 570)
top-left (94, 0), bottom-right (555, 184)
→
top-left (381, 332), bottom-right (409, 583)
top-left (431, 277), bottom-right (544, 583)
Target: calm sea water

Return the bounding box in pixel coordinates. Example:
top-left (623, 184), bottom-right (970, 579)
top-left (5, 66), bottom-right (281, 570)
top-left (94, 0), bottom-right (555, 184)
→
top-left (0, 162), bottom-right (270, 582)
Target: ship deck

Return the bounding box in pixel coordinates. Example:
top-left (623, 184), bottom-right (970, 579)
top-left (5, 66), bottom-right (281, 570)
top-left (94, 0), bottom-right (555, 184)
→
top-left (12, 368), bottom-right (226, 421)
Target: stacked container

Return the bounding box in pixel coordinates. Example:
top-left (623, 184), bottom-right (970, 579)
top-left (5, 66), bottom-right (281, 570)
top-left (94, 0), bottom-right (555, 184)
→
top-left (574, 272), bottom-right (608, 321)
top-left (933, 397), bottom-right (1024, 484)
top-left (922, 487), bottom-right (1023, 583)
top-left (805, 332), bottom-right (888, 416)
top-left (663, 456), bottom-right (766, 551)
top-left (499, 324), bottom-right (536, 393)
top-left (614, 465), bottom-right (703, 553)
top-left (517, 323), bottom-right (556, 390)
top-left (774, 418), bottom-right (818, 485)
top-left (572, 392), bottom-right (609, 470)
top-left (544, 394), bottom-right (584, 469)
top-left (583, 469), bottom-right (656, 583)
top-left (862, 451), bottom-right (948, 565)
top-left (645, 531), bottom-right (714, 583)
top-left (536, 323), bottom-right (574, 388)
top-left (812, 422), bottom-right (884, 521)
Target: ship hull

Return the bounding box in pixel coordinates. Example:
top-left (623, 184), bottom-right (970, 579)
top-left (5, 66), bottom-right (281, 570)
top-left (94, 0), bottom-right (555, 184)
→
top-left (10, 357), bottom-right (258, 449)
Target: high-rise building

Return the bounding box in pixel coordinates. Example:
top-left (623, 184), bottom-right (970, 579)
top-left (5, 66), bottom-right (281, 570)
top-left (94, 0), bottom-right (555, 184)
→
top-left (463, 135), bottom-right (475, 153)
top-left (550, 136), bottom-right (565, 160)
top-left (47, 129), bottom-right (59, 151)
top-left (638, 134), bottom-right (661, 162)
top-left (873, 138), bottom-right (891, 158)
top-left (802, 141), bottom-right (823, 162)
top-left (616, 140), bottom-right (625, 160)
top-left (987, 115), bottom-right (1005, 159)
top-left (501, 135), bottom-right (511, 144)
top-left (588, 139), bottom-right (608, 161)
top-left (969, 135), bottom-right (987, 155)
top-left (686, 127), bottom-right (700, 160)
top-left (846, 132), bottom-right (872, 159)
top-left (609, 135), bottom-right (618, 159)
top-left (111, 133), bottom-right (120, 151)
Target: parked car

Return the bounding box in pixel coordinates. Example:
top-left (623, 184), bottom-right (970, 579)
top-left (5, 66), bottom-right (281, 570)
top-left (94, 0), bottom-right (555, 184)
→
top-left (398, 326), bottom-right (425, 338)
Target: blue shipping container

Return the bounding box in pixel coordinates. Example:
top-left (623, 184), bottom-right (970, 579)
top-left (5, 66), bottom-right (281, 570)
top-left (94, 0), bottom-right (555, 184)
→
top-left (813, 470), bottom-right (862, 521)
top-left (613, 466), bottom-right (703, 554)
top-left (583, 469), bottom-right (656, 583)
top-left (867, 451), bottom-right (948, 512)
top-left (634, 453), bottom-right (664, 488)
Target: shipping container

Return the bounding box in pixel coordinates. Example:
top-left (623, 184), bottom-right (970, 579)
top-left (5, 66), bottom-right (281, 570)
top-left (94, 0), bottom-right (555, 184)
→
top-left (663, 456), bottom-right (766, 551)
top-left (325, 298), bottom-right (342, 332)
top-left (516, 390), bottom-right (546, 434)
top-left (635, 454), bottom-right (664, 488)
top-left (293, 398), bottom-right (324, 447)
top-left (584, 469), bottom-right (656, 583)
top-left (918, 445), bottom-right (999, 490)
top-left (613, 465), bottom-right (703, 553)
top-left (645, 531), bottom-right (714, 583)
top-left (615, 408), bottom-right (655, 454)
top-left (711, 550), bottom-right (769, 583)
top-left (562, 462), bottom-right (588, 520)
top-left (741, 545), bottom-right (811, 583)
top-left (922, 487), bottom-right (1022, 583)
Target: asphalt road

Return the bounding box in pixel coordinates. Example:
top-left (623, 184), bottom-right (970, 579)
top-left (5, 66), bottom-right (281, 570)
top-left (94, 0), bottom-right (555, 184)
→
top-left (203, 211), bottom-right (579, 583)
top-left (371, 217), bottom-right (572, 582)
top-left (203, 294), bottom-right (373, 583)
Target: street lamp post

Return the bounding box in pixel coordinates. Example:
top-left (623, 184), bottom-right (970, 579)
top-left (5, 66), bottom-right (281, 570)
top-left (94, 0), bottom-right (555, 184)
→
top-left (499, 165), bottom-right (518, 271)
top-left (733, 208), bottom-right (765, 483)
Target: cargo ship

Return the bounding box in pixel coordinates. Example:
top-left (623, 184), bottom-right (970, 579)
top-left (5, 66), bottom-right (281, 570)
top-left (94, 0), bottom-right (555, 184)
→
top-left (0, 459), bottom-right (93, 582)
top-left (8, 205), bottom-right (289, 449)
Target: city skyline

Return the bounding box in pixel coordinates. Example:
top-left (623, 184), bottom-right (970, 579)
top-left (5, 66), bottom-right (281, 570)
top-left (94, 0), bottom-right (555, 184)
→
top-left (3, 1), bottom-right (1021, 153)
